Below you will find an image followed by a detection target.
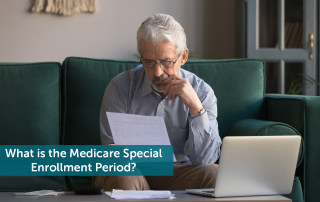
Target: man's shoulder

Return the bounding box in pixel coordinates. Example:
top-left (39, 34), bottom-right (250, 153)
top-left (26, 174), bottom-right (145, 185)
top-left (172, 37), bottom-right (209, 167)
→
top-left (105, 65), bottom-right (144, 98)
top-left (110, 65), bottom-right (144, 87)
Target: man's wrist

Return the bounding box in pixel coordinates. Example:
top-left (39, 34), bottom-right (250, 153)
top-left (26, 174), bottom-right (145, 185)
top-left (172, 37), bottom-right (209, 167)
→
top-left (189, 108), bottom-right (206, 119)
top-left (189, 104), bottom-right (203, 115)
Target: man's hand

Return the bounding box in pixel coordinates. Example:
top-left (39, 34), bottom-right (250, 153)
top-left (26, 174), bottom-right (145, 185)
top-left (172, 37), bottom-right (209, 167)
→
top-left (162, 74), bottom-right (203, 115)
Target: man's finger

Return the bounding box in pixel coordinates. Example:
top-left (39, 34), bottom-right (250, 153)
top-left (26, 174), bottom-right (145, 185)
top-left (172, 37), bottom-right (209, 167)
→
top-left (170, 84), bottom-right (183, 99)
top-left (167, 83), bottom-right (175, 100)
top-left (164, 80), bottom-right (184, 94)
top-left (161, 77), bottom-right (174, 84)
top-left (168, 86), bottom-right (173, 100)
top-left (170, 83), bottom-right (184, 91)
top-left (168, 84), bottom-right (183, 100)
top-left (162, 74), bottom-right (182, 83)
top-left (169, 88), bottom-right (177, 100)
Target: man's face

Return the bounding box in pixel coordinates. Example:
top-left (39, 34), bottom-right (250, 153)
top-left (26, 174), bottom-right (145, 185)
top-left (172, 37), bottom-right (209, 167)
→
top-left (140, 41), bottom-right (183, 92)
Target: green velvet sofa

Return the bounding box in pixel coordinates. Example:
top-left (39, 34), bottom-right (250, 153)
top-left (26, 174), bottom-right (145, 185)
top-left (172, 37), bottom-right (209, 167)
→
top-left (1, 57), bottom-right (318, 202)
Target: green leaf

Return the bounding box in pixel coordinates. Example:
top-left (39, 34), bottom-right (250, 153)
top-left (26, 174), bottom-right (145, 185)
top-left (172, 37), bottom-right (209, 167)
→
top-left (286, 73), bottom-right (319, 95)
top-left (132, 53), bottom-right (141, 59)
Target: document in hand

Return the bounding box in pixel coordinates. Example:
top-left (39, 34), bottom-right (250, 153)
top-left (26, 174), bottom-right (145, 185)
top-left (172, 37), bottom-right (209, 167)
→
top-left (110, 190), bottom-right (175, 199)
top-left (106, 112), bottom-right (176, 161)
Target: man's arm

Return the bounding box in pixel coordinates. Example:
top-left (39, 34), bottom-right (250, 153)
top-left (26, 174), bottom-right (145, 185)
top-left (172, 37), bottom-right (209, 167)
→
top-left (100, 78), bottom-right (127, 145)
top-left (163, 74), bottom-right (221, 166)
top-left (184, 90), bottom-right (221, 166)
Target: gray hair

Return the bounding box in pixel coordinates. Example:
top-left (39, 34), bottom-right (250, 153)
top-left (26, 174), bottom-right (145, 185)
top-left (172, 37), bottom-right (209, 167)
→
top-left (137, 13), bottom-right (187, 57)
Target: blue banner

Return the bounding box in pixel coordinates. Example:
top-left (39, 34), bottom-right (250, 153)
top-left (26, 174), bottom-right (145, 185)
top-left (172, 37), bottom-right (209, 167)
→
top-left (0, 145), bottom-right (174, 176)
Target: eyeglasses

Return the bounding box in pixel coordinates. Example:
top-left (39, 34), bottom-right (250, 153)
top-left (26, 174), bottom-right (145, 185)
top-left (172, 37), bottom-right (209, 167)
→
top-left (140, 54), bottom-right (181, 69)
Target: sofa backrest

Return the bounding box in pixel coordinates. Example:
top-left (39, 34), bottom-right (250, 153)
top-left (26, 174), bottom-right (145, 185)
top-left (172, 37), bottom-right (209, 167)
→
top-left (0, 62), bottom-right (67, 191)
top-left (62, 57), bottom-right (265, 145)
top-left (183, 59), bottom-right (266, 138)
top-left (0, 62), bottom-right (61, 144)
top-left (62, 58), bottom-right (140, 145)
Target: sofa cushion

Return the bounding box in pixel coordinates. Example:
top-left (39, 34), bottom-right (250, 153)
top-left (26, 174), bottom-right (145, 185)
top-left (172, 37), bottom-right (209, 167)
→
top-left (183, 59), bottom-right (265, 138)
top-left (0, 62), bottom-right (66, 191)
top-left (0, 62), bottom-right (61, 144)
top-left (283, 176), bottom-right (304, 202)
top-left (62, 57), bottom-right (140, 145)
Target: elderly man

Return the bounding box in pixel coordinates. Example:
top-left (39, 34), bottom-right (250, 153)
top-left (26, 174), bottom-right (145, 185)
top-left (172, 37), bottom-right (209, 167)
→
top-left (93, 13), bottom-right (221, 190)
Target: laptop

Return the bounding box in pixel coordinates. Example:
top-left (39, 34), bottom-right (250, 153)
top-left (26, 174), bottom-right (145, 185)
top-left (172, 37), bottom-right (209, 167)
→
top-left (186, 136), bottom-right (301, 197)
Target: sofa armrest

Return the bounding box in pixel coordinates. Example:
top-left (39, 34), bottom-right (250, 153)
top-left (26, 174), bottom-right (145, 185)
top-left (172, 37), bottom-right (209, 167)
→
top-left (265, 94), bottom-right (320, 202)
top-left (265, 94), bottom-right (320, 136)
top-left (228, 118), bottom-right (304, 167)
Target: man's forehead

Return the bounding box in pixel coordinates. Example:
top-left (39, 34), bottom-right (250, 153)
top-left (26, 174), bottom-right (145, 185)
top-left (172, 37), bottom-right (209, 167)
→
top-left (141, 41), bottom-right (177, 59)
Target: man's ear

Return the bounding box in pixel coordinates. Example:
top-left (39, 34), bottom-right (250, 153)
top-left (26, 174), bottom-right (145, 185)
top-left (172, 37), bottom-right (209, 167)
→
top-left (180, 49), bottom-right (189, 66)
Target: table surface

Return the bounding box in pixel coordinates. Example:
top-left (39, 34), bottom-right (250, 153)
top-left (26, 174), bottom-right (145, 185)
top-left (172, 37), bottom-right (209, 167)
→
top-left (0, 191), bottom-right (291, 202)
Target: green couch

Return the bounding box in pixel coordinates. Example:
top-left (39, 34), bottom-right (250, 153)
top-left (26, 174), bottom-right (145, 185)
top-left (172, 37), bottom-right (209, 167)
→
top-left (1, 57), bottom-right (318, 202)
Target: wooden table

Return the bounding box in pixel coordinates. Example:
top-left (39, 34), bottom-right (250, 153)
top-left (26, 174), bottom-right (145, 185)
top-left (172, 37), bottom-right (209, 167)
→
top-left (0, 191), bottom-right (291, 202)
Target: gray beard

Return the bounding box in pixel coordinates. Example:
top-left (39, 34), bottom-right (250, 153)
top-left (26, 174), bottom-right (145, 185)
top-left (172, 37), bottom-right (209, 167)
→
top-left (151, 82), bottom-right (166, 92)
top-left (150, 73), bottom-right (169, 92)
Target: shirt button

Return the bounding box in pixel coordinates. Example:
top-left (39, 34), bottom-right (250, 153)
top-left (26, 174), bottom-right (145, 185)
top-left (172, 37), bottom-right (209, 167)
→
top-left (192, 124), bottom-right (196, 127)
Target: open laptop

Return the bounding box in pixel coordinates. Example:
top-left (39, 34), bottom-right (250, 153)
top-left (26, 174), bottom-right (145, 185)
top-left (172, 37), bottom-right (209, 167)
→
top-left (186, 136), bottom-right (301, 197)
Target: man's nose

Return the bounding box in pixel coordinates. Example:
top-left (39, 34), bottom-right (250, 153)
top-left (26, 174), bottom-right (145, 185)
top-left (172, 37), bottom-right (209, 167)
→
top-left (154, 62), bottom-right (164, 77)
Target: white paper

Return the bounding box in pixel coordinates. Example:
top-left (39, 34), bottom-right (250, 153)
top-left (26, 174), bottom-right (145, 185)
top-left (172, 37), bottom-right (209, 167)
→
top-left (107, 112), bottom-right (171, 145)
top-left (15, 190), bottom-right (64, 196)
top-left (106, 112), bottom-right (176, 161)
top-left (103, 191), bottom-right (112, 196)
top-left (110, 189), bottom-right (175, 199)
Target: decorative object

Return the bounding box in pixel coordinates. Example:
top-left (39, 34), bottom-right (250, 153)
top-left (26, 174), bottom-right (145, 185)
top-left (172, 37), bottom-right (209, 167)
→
top-left (31, 0), bottom-right (99, 16)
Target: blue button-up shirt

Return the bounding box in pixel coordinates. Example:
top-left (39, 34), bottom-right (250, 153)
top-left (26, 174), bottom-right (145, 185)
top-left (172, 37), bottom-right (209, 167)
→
top-left (100, 65), bottom-right (221, 166)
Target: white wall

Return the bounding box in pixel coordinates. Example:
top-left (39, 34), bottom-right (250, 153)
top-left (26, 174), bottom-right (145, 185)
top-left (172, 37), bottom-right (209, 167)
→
top-left (0, 0), bottom-right (237, 63)
top-left (0, 0), bottom-right (205, 62)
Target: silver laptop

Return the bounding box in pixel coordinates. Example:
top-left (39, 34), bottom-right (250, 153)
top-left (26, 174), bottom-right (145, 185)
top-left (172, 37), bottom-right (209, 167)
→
top-left (186, 136), bottom-right (301, 197)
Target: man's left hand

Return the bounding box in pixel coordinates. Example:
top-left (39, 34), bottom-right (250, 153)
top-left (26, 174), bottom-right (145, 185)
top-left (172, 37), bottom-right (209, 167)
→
top-left (162, 74), bottom-right (203, 115)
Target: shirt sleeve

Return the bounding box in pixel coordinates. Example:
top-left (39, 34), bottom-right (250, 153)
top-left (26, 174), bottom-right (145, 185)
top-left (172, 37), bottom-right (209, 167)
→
top-left (100, 79), bottom-right (127, 145)
top-left (184, 89), bottom-right (222, 166)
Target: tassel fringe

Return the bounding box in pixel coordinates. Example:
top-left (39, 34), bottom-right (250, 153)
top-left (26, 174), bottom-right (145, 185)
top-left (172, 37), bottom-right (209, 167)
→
top-left (31, 0), bottom-right (99, 16)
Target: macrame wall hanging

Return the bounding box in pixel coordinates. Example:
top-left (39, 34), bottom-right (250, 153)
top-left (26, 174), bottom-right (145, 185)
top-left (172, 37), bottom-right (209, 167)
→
top-left (31, 0), bottom-right (99, 16)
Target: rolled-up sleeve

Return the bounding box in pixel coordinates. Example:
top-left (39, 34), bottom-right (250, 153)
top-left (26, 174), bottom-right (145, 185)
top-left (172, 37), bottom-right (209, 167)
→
top-left (184, 89), bottom-right (221, 166)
